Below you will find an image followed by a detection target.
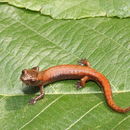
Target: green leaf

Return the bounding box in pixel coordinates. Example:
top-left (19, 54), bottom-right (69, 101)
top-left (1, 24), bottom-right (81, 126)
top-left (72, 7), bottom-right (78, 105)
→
top-left (1, 0), bottom-right (130, 19)
top-left (0, 94), bottom-right (130, 129)
top-left (0, 3), bottom-right (130, 130)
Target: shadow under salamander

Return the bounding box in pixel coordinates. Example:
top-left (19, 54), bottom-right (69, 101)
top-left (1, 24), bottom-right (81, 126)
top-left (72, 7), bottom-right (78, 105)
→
top-left (22, 84), bottom-right (40, 94)
top-left (5, 84), bottom-right (40, 111)
top-left (5, 81), bottom-right (110, 111)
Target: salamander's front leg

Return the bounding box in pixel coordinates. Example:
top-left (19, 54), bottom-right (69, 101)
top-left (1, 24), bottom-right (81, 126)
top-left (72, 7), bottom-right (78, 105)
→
top-left (76, 76), bottom-right (90, 89)
top-left (29, 85), bottom-right (44, 104)
top-left (78, 59), bottom-right (91, 67)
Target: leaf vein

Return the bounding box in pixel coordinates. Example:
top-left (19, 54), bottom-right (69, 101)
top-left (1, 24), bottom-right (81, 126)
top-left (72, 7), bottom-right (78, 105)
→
top-left (112, 115), bottom-right (130, 130)
top-left (65, 102), bottom-right (102, 130)
top-left (18, 20), bottom-right (80, 60)
top-left (77, 21), bottom-right (130, 53)
top-left (19, 95), bottom-right (64, 130)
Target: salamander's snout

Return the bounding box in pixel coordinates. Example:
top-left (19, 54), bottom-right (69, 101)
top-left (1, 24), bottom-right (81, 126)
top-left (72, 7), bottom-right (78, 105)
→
top-left (20, 76), bottom-right (24, 81)
top-left (20, 69), bottom-right (27, 81)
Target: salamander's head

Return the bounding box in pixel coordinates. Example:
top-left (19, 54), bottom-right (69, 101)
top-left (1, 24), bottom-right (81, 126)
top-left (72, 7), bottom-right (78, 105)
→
top-left (20, 67), bottom-right (40, 86)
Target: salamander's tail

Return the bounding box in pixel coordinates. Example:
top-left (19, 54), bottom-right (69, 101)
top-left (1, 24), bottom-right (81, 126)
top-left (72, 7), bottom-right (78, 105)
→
top-left (106, 97), bottom-right (130, 113)
top-left (96, 73), bottom-right (130, 113)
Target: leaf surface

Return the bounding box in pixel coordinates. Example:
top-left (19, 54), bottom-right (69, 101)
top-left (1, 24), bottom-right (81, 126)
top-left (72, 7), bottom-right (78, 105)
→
top-left (0, 4), bottom-right (130, 130)
top-left (1, 0), bottom-right (130, 19)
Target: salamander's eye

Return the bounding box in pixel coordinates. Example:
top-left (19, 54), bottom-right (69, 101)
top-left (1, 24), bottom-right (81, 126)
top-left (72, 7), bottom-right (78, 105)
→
top-left (32, 66), bottom-right (39, 71)
top-left (22, 70), bottom-right (24, 74)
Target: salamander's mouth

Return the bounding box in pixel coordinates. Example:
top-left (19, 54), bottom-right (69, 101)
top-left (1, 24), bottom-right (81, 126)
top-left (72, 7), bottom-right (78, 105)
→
top-left (20, 76), bottom-right (29, 85)
top-left (20, 76), bottom-right (25, 82)
top-left (20, 76), bottom-right (23, 81)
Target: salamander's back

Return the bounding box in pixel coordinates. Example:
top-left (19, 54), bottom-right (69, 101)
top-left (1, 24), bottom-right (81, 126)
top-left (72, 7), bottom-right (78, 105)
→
top-left (39, 64), bottom-right (96, 83)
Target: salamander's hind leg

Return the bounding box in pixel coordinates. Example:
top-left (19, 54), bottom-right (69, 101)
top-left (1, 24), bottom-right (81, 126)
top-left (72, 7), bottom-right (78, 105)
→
top-left (76, 76), bottom-right (90, 89)
top-left (78, 59), bottom-right (91, 67)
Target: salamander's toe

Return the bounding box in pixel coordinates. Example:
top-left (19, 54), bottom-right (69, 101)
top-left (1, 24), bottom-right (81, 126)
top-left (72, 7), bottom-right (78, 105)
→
top-left (78, 59), bottom-right (90, 67)
top-left (78, 59), bottom-right (84, 66)
top-left (29, 98), bottom-right (36, 104)
top-left (75, 81), bottom-right (83, 89)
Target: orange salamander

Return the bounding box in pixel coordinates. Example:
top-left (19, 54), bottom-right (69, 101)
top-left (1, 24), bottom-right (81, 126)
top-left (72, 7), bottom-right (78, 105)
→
top-left (20, 59), bottom-right (130, 113)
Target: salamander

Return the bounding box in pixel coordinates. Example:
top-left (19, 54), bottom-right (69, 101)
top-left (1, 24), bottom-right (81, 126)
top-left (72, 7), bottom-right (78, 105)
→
top-left (20, 59), bottom-right (130, 113)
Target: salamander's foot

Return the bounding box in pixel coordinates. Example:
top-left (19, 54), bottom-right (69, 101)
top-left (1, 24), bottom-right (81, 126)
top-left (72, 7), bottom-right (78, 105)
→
top-left (76, 76), bottom-right (90, 90)
top-left (78, 59), bottom-right (91, 67)
top-left (76, 81), bottom-right (83, 89)
top-left (29, 98), bottom-right (36, 104)
top-left (29, 93), bottom-right (44, 104)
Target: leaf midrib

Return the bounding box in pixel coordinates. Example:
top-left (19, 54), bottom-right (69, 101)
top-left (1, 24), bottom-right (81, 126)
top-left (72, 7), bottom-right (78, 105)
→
top-left (0, 90), bottom-right (130, 97)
